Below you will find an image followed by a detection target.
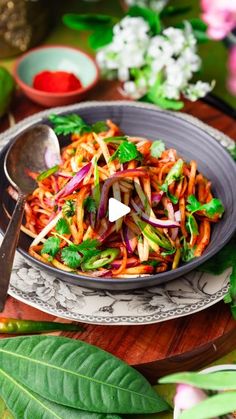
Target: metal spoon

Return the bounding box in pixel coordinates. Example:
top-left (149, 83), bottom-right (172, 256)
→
top-left (0, 124), bottom-right (61, 311)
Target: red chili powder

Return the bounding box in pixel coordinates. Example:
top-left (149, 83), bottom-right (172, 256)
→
top-left (33, 70), bottom-right (82, 93)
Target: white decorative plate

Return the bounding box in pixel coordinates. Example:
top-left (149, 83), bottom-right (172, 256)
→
top-left (0, 101), bottom-right (235, 325)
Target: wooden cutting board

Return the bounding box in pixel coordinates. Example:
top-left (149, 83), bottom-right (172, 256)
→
top-left (0, 81), bottom-right (236, 384)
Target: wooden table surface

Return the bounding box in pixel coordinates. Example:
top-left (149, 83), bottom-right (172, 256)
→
top-left (0, 81), bottom-right (236, 384)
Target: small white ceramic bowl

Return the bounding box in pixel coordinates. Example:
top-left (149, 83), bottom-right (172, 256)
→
top-left (14, 45), bottom-right (99, 107)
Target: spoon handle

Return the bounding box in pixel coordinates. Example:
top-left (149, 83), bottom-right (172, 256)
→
top-left (0, 193), bottom-right (26, 312)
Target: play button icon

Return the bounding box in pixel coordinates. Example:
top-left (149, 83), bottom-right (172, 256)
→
top-left (108, 198), bottom-right (131, 222)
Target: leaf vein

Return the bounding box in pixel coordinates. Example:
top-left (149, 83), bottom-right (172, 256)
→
top-left (0, 368), bottom-right (63, 419)
top-left (0, 348), bottom-right (157, 402)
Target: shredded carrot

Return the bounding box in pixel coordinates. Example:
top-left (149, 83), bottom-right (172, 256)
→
top-left (194, 220), bottom-right (211, 257)
top-left (15, 117), bottom-right (223, 278)
top-left (112, 246), bottom-right (127, 275)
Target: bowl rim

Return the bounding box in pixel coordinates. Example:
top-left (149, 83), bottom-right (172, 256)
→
top-left (1, 100), bottom-right (236, 290)
top-left (13, 44), bottom-right (99, 98)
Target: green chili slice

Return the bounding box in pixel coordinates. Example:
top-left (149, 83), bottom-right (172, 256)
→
top-left (37, 165), bottom-right (59, 181)
top-left (82, 248), bottom-right (119, 270)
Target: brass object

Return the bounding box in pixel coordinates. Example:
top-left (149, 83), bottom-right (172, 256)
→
top-left (0, 0), bottom-right (51, 58)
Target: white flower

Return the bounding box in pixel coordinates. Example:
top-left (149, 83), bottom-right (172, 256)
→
top-left (96, 16), bottom-right (150, 83)
top-left (162, 27), bottom-right (186, 54)
top-left (183, 80), bottom-right (214, 101)
top-left (160, 82), bottom-right (181, 100)
top-left (125, 0), bottom-right (169, 13)
top-left (180, 48), bottom-right (202, 73)
top-left (123, 80), bottom-right (148, 99)
top-left (96, 15), bottom-right (213, 104)
top-left (165, 58), bottom-right (189, 89)
top-left (183, 20), bottom-right (197, 50)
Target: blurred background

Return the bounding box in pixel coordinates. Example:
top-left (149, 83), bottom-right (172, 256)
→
top-left (0, 0), bottom-right (235, 109)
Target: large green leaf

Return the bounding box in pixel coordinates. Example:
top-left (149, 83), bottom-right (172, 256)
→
top-left (179, 392), bottom-right (236, 419)
top-left (160, 5), bottom-right (191, 17)
top-left (0, 368), bottom-right (120, 419)
top-left (0, 336), bottom-right (169, 414)
top-left (63, 14), bottom-right (114, 31)
top-left (89, 27), bottom-right (114, 50)
top-left (160, 371), bottom-right (236, 390)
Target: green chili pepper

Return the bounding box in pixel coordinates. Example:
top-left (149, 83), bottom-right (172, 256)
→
top-left (0, 67), bottom-right (15, 117)
top-left (132, 214), bottom-right (173, 251)
top-left (92, 157), bottom-right (101, 207)
top-left (82, 248), bottom-right (119, 270)
top-left (165, 159), bottom-right (184, 185)
top-left (37, 165), bottom-right (59, 181)
top-left (0, 318), bottom-right (85, 334)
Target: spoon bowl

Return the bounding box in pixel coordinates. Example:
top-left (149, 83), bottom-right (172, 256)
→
top-left (4, 124), bottom-right (60, 194)
top-left (0, 124), bottom-right (60, 311)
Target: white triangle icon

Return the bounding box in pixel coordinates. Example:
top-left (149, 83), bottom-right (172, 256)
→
top-left (108, 198), bottom-right (130, 222)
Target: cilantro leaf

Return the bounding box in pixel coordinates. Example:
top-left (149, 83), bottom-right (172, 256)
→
top-left (181, 238), bottom-right (195, 262)
top-left (61, 238), bottom-right (101, 269)
top-left (160, 159), bottom-right (183, 203)
top-left (201, 199), bottom-right (225, 217)
top-left (61, 246), bottom-right (82, 269)
top-left (110, 141), bottom-right (142, 164)
top-left (186, 214), bottom-right (199, 238)
top-left (62, 200), bottom-right (76, 218)
top-left (41, 237), bottom-right (60, 257)
top-left (229, 144), bottom-right (236, 161)
top-left (55, 218), bottom-right (70, 235)
top-left (198, 236), bottom-right (236, 319)
top-left (186, 195), bottom-right (225, 218)
top-left (49, 114), bottom-right (92, 136)
top-left (74, 238), bottom-right (100, 253)
top-left (150, 140), bottom-right (165, 158)
top-left (91, 121), bottom-right (108, 133)
top-left (37, 165), bottom-right (59, 181)
top-left (165, 159), bottom-right (184, 185)
top-left (186, 195), bottom-right (201, 213)
top-left (84, 196), bottom-right (97, 213)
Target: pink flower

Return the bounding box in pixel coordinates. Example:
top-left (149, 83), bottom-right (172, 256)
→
top-left (201, 0), bottom-right (236, 40)
top-left (174, 383), bottom-right (207, 410)
top-left (228, 46), bottom-right (236, 95)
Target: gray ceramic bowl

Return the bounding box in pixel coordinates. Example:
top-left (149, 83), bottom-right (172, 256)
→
top-left (0, 101), bottom-right (236, 290)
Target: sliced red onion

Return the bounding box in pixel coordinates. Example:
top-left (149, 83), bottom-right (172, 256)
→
top-left (123, 225), bottom-right (138, 254)
top-left (56, 172), bottom-right (73, 179)
top-left (98, 168), bottom-right (146, 219)
top-left (98, 223), bottom-right (116, 243)
top-left (151, 191), bottom-right (163, 206)
top-left (83, 269), bottom-right (111, 277)
top-left (164, 200), bottom-right (179, 240)
top-left (131, 199), bottom-right (180, 228)
top-left (44, 198), bottom-right (54, 208)
top-left (175, 210), bottom-right (181, 222)
top-left (89, 212), bottom-right (96, 229)
top-left (55, 163), bottom-right (92, 201)
top-left (111, 257), bottom-right (139, 269)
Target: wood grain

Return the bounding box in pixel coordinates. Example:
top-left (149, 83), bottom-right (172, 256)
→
top-left (0, 80), bottom-right (235, 383)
